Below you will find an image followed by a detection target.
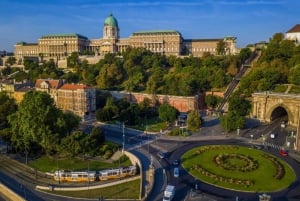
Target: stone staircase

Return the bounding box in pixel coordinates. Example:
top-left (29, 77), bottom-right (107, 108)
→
top-left (217, 50), bottom-right (261, 112)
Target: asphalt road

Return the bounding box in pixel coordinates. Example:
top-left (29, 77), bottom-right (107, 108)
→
top-left (1, 116), bottom-right (300, 201)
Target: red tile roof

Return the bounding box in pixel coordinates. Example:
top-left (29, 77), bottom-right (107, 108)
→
top-left (287, 24), bottom-right (300, 33)
top-left (59, 83), bottom-right (92, 90)
top-left (35, 79), bottom-right (62, 89)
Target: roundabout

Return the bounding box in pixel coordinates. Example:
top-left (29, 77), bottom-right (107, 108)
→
top-left (181, 145), bottom-right (296, 192)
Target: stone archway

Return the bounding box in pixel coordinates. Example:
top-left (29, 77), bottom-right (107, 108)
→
top-left (266, 104), bottom-right (294, 126)
top-left (268, 105), bottom-right (289, 122)
top-left (252, 92), bottom-right (300, 151)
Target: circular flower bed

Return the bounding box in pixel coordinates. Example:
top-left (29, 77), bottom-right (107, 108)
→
top-left (181, 145), bottom-right (296, 192)
top-left (213, 153), bottom-right (258, 172)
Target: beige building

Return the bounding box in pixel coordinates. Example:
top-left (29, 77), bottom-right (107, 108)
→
top-left (14, 14), bottom-right (237, 62)
top-left (35, 79), bottom-right (96, 120)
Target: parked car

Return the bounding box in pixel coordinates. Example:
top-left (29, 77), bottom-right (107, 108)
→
top-left (173, 167), bottom-right (179, 178)
top-left (279, 149), bottom-right (288, 156)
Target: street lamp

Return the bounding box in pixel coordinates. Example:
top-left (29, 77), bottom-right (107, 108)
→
top-left (122, 122), bottom-right (125, 153)
top-left (56, 158), bottom-right (60, 184)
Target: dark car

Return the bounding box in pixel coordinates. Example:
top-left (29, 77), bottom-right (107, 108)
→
top-left (172, 159), bottom-right (180, 166)
top-left (251, 144), bottom-right (263, 150)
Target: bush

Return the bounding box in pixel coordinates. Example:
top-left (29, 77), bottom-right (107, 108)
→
top-left (104, 150), bottom-right (113, 159)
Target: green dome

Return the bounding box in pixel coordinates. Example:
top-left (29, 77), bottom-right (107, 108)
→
top-left (104, 14), bottom-right (118, 28)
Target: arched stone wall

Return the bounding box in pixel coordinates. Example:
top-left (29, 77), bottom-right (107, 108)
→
top-left (252, 92), bottom-right (300, 151)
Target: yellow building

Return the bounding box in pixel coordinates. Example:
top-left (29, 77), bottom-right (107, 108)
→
top-left (14, 14), bottom-right (237, 62)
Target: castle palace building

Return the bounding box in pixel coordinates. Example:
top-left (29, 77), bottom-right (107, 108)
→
top-left (14, 14), bottom-right (238, 63)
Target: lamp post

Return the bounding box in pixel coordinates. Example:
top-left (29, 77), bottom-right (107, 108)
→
top-left (122, 122), bottom-right (125, 153)
top-left (56, 158), bottom-right (60, 184)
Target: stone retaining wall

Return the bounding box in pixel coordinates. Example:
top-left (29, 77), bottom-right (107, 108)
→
top-left (0, 183), bottom-right (25, 201)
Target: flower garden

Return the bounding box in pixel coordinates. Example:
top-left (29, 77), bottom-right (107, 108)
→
top-left (181, 145), bottom-right (296, 192)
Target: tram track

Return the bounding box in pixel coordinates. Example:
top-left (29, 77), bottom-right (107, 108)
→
top-left (0, 155), bottom-right (55, 187)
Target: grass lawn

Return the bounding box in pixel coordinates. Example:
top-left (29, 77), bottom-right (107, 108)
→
top-left (42, 178), bottom-right (140, 199)
top-left (288, 85), bottom-right (300, 94)
top-left (273, 84), bottom-right (288, 93)
top-left (131, 117), bottom-right (168, 132)
top-left (29, 156), bottom-right (132, 173)
top-left (182, 145), bottom-right (296, 192)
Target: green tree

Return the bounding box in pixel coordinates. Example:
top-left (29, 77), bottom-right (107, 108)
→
top-left (288, 64), bottom-right (300, 85)
top-left (67, 52), bottom-right (80, 68)
top-left (96, 107), bottom-right (114, 122)
top-left (238, 48), bottom-right (252, 64)
top-left (210, 68), bottom-right (227, 88)
top-left (85, 127), bottom-right (105, 155)
top-left (8, 91), bottom-right (65, 159)
top-left (220, 111), bottom-right (245, 132)
top-left (138, 98), bottom-right (153, 118)
top-left (187, 110), bottom-right (201, 131)
top-left (96, 63), bottom-right (124, 89)
top-left (60, 131), bottom-right (86, 157)
top-left (62, 111), bottom-right (81, 136)
top-left (0, 92), bottom-right (17, 148)
top-left (205, 94), bottom-right (222, 109)
top-left (0, 92), bottom-right (17, 130)
top-left (228, 93), bottom-right (251, 116)
top-left (119, 103), bottom-right (140, 125)
top-left (5, 56), bottom-right (16, 66)
top-left (24, 59), bottom-right (38, 70)
top-left (158, 103), bottom-right (179, 124)
top-left (216, 40), bottom-right (227, 55)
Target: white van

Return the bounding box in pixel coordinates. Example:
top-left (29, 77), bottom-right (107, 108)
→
top-left (281, 121), bottom-right (286, 128)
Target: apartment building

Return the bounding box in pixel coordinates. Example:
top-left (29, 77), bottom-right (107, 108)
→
top-left (35, 79), bottom-right (96, 121)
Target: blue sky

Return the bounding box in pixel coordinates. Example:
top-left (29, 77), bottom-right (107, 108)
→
top-left (1, 0), bottom-right (300, 52)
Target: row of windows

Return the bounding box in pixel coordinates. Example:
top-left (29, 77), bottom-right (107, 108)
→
top-left (190, 48), bottom-right (216, 52)
top-left (16, 50), bottom-right (38, 54)
top-left (39, 40), bottom-right (78, 44)
top-left (144, 47), bottom-right (179, 52)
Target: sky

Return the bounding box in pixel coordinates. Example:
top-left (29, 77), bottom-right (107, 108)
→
top-left (1, 0), bottom-right (300, 52)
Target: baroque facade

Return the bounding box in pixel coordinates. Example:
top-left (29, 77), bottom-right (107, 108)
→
top-left (14, 14), bottom-right (237, 62)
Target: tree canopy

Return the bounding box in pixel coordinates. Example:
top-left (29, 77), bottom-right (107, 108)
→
top-left (8, 91), bottom-right (79, 156)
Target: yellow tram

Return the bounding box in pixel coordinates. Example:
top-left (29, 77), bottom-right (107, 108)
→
top-left (53, 165), bottom-right (137, 182)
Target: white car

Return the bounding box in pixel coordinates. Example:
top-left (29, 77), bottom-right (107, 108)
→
top-left (270, 133), bottom-right (276, 139)
top-left (281, 121), bottom-right (286, 128)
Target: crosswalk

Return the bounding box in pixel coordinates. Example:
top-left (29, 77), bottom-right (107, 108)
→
top-left (263, 141), bottom-right (284, 150)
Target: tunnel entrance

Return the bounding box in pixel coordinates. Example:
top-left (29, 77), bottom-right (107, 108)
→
top-left (270, 106), bottom-right (288, 122)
